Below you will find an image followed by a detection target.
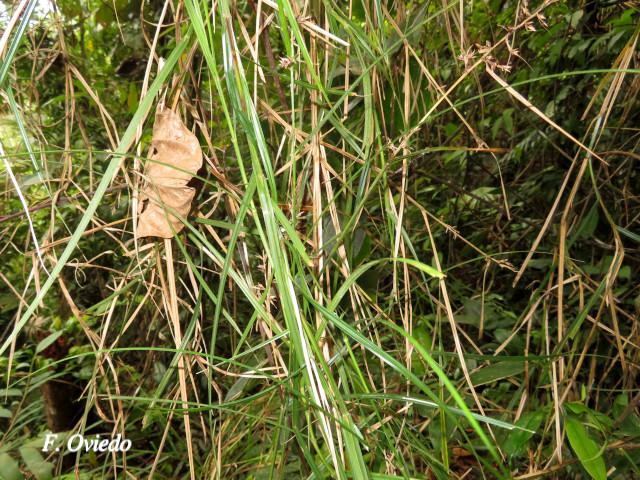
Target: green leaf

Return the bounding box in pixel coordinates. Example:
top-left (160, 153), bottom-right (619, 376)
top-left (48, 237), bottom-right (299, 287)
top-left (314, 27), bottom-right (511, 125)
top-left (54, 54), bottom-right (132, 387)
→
top-left (224, 375), bottom-right (253, 402)
top-left (393, 258), bottom-right (444, 279)
top-left (570, 9), bottom-right (584, 28)
top-left (575, 205), bottom-right (599, 240)
top-left (502, 411), bottom-right (544, 457)
top-left (35, 331), bottom-right (64, 354)
top-left (565, 416), bottom-right (607, 480)
top-left (0, 388), bottom-right (22, 397)
top-left (617, 226), bottom-right (640, 244)
top-left (469, 361), bottom-right (525, 386)
top-left (127, 82), bottom-right (139, 114)
top-left (0, 293), bottom-right (19, 314)
top-left (491, 117), bottom-right (503, 140)
top-left (18, 447), bottom-right (53, 480)
top-left (502, 109), bottom-right (514, 135)
top-left (565, 402), bottom-right (591, 415)
top-left (0, 453), bottom-right (22, 480)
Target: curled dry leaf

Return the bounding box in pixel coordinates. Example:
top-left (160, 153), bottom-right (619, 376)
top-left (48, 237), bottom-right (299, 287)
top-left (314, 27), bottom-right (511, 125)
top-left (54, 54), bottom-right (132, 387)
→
top-left (136, 109), bottom-right (202, 239)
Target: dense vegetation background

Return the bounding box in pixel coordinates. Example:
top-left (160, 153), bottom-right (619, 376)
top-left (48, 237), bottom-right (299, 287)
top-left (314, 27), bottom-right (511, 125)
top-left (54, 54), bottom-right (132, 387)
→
top-left (0, 0), bottom-right (639, 478)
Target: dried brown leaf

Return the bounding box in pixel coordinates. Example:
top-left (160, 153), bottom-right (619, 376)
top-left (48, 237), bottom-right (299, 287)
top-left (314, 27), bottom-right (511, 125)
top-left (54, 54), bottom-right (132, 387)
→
top-left (136, 109), bottom-right (203, 239)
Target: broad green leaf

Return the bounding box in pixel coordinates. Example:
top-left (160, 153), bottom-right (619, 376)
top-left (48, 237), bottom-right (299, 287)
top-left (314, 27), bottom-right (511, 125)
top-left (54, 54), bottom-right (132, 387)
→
top-left (18, 447), bottom-right (53, 480)
top-left (35, 331), bottom-right (64, 354)
top-left (502, 108), bottom-right (514, 135)
top-left (503, 411), bottom-right (545, 457)
top-left (0, 453), bottom-right (22, 480)
top-left (565, 416), bottom-right (606, 480)
top-left (570, 9), bottom-right (584, 28)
